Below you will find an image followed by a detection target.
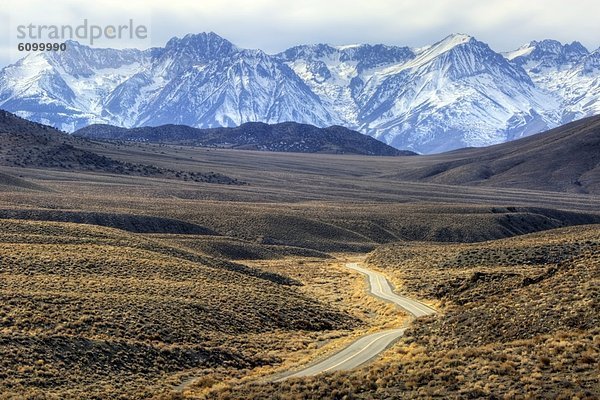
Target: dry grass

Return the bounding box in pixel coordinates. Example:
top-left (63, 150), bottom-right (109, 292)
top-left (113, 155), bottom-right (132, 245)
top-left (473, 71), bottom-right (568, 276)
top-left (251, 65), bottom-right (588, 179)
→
top-left (0, 124), bottom-right (599, 399)
top-left (0, 219), bottom-right (358, 399)
top-left (200, 226), bottom-right (600, 399)
top-left (173, 255), bottom-right (409, 397)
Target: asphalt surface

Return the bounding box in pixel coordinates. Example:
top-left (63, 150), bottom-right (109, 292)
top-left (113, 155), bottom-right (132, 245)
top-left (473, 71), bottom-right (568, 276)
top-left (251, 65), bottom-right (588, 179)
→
top-left (346, 262), bottom-right (436, 318)
top-left (277, 262), bottom-right (436, 380)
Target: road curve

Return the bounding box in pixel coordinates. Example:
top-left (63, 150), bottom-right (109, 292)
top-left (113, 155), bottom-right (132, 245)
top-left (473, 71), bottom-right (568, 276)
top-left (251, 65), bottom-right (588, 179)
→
top-left (346, 263), bottom-right (436, 318)
top-left (276, 262), bottom-right (436, 381)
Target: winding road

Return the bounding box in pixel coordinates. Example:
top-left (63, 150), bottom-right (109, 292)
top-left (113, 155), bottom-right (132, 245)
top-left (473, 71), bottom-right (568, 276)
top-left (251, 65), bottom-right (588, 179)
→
top-left (277, 262), bottom-right (436, 380)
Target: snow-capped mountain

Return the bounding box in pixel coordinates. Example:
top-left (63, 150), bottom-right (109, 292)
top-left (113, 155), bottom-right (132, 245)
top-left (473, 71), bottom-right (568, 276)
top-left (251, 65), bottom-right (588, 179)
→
top-left (504, 39), bottom-right (600, 122)
top-left (0, 32), bottom-right (598, 153)
top-left (0, 41), bottom-right (146, 130)
top-left (281, 34), bottom-right (559, 152)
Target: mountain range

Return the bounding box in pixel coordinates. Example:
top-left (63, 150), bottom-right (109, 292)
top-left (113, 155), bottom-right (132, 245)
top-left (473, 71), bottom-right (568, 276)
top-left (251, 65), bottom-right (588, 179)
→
top-left (0, 32), bottom-right (598, 153)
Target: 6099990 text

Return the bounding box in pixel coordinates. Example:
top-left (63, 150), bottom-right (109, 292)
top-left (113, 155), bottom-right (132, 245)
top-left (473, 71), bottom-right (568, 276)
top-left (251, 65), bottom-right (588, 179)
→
top-left (17, 42), bottom-right (67, 51)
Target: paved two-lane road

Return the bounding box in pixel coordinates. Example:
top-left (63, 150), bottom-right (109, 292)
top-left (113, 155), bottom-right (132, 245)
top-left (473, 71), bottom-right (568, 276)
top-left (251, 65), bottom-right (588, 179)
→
top-left (278, 262), bottom-right (436, 380)
top-left (346, 263), bottom-right (436, 318)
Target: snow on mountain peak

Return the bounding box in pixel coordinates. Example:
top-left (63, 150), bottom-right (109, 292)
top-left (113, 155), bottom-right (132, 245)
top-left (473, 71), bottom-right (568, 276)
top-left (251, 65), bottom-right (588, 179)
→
top-left (581, 48), bottom-right (600, 73)
top-left (430, 34), bottom-right (474, 51)
top-left (334, 44), bottom-right (361, 51)
top-left (507, 39), bottom-right (589, 68)
top-left (564, 41), bottom-right (589, 54)
top-left (504, 43), bottom-right (535, 61)
top-left (530, 39), bottom-right (564, 53)
top-left (381, 33), bottom-right (479, 76)
top-left (0, 33), bottom-right (598, 153)
top-left (164, 32), bottom-right (237, 58)
top-left (407, 33), bottom-right (476, 65)
top-left (503, 39), bottom-right (598, 123)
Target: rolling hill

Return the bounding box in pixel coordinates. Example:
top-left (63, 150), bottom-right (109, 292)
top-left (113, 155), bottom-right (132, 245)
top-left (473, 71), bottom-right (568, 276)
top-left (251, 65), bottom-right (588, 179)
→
top-left (0, 218), bottom-right (356, 398)
top-left (220, 224), bottom-right (600, 399)
top-left (0, 107), bottom-right (599, 399)
top-left (0, 110), bottom-right (241, 184)
top-left (74, 121), bottom-right (413, 156)
top-left (392, 114), bottom-right (600, 194)
top-left (3, 109), bottom-right (600, 196)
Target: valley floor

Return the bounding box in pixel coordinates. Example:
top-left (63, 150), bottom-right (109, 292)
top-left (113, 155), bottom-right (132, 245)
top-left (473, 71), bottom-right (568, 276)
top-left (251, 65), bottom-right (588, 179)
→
top-left (196, 226), bottom-right (600, 400)
top-left (0, 142), bottom-right (599, 399)
top-left (2, 220), bottom-right (598, 399)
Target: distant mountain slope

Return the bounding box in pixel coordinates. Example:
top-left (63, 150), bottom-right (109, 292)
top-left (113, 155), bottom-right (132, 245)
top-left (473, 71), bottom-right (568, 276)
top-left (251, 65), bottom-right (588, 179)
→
top-left (0, 171), bottom-right (46, 191)
top-left (396, 115), bottom-right (600, 194)
top-left (0, 110), bottom-right (241, 184)
top-left (0, 109), bottom-right (114, 171)
top-left (1, 32), bottom-right (598, 153)
top-left (281, 34), bottom-right (559, 153)
top-left (75, 121), bottom-right (413, 156)
top-left (504, 40), bottom-right (600, 123)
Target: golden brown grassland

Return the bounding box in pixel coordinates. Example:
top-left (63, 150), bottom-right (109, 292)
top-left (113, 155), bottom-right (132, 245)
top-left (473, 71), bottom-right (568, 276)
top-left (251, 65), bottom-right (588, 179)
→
top-left (204, 225), bottom-right (599, 399)
top-left (0, 219), bottom-right (365, 398)
top-left (0, 141), bottom-right (599, 399)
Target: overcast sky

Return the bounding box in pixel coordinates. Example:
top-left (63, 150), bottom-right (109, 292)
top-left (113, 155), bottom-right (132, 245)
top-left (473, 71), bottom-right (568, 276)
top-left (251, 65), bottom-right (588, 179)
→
top-left (1, 0), bottom-right (599, 66)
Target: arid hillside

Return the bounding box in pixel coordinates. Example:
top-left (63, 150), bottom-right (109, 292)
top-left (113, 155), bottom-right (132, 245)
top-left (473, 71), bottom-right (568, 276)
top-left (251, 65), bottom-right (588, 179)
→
top-left (206, 225), bottom-right (599, 399)
top-left (391, 115), bottom-right (600, 194)
top-left (0, 110), bottom-right (240, 184)
top-left (0, 111), bottom-right (599, 399)
top-left (0, 219), bottom-right (357, 398)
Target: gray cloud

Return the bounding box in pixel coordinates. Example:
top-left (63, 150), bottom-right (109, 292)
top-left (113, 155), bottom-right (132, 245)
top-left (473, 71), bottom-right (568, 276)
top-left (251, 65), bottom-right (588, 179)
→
top-left (1, 0), bottom-right (599, 66)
